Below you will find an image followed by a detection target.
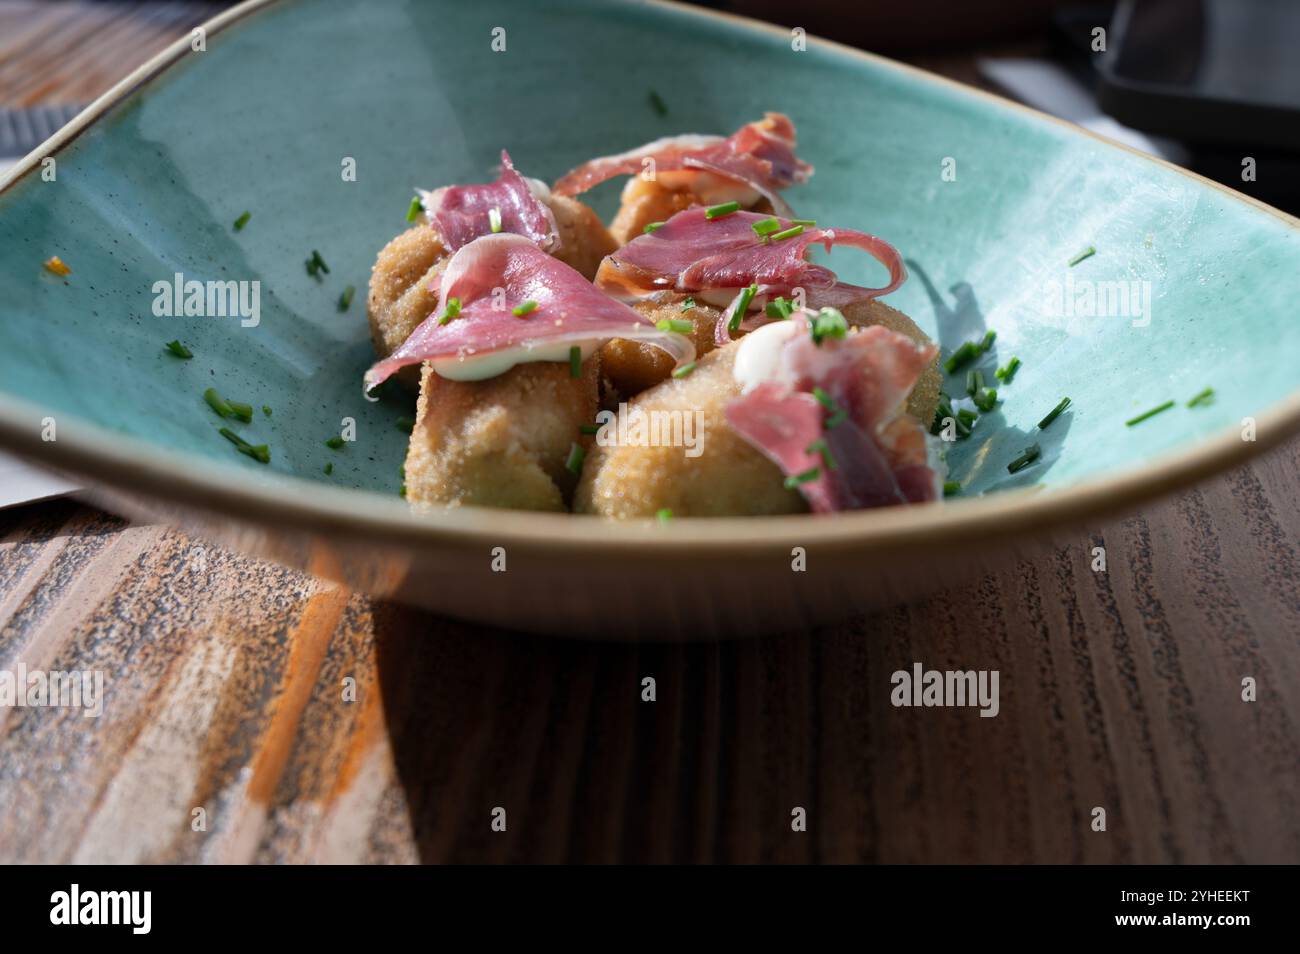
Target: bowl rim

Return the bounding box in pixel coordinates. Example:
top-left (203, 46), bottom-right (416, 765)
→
top-left (2, 0), bottom-right (1299, 559)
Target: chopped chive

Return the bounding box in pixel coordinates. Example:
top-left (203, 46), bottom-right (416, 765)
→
top-left (338, 285), bottom-right (355, 311)
top-left (806, 437), bottom-right (837, 471)
top-left (771, 224), bottom-right (804, 242)
top-left (1038, 397), bottom-right (1071, 429)
top-left (974, 387), bottom-right (998, 413)
top-left (810, 307), bottom-right (848, 345)
top-left (569, 345), bottom-right (582, 378)
top-left (325, 435), bottom-right (345, 449)
top-left (979, 329), bottom-right (996, 351)
top-left (943, 342), bottom-right (978, 374)
top-left (765, 296), bottom-right (794, 320)
top-left (931, 394), bottom-right (954, 435)
top-left (233, 211), bottom-right (251, 231)
top-left (405, 196), bottom-right (422, 223)
top-left (956, 408), bottom-right (978, 428)
top-left (966, 368), bottom-right (984, 398)
top-left (312, 250), bottom-right (329, 274)
top-left (227, 400), bottom-right (254, 424)
top-left (219, 427), bottom-right (270, 464)
top-left (1187, 387), bottom-right (1215, 408)
top-left (438, 296), bottom-right (461, 325)
top-left (813, 386), bottom-right (848, 428)
top-left (643, 221), bottom-right (665, 234)
top-left (1007, 443), bottom-right (1041, 474)
top-left (705, 200), bottom-right (741, 220)
top-left (995, 356), bottom-right (1022, 384)
top-left (728, 283), bottom-right (758, 333)
top-left (656, 317), bottom-right (694, 334)
top-left (203, 387), bottom-right (234, 419)
top-left (396, 416), bottom-right (415, 434)
top-left (324, 462), bottom-right (333, 475)
top-left (751, 216), bottom-right (781, 238)
top-left (580, 423), bottom-right (601, 435)
top-left (656, 507), bottom-right (673, 523)
top-left (671, 361), bottom-right (697, 379)
top-left (1068, 246), bottom-right (1096, 267)
top-left (565, 442), bottom-right (585, 475)
top-left (399, 483), bottom-right (407, 498)
top-left (812, 387), bottom-right (836, 411)
top-left (262, 405), bottom-right (272, 417)
top-left (488, 206), bottom-right (503, 233)
top-left (826, 408), bottom-right (848, 429)
top-left (512, 299), bottom-right (538, 317)
top-left (1125, 400), bottom-right (1175, 427)
top-left (399, 463), bottom-right (405, 479)
top-left (783, 466), bottom-right (821, 489)
top-left (680, 297), bottom-right (696, 311)
top-left (648, 90), bottom-right (668, 116)
top-left (164, 339), bottom-right (193, 359)
top-left (791, 218), bottom-right (817, 227)
top-left (943, 480), bottom-right (961, 497)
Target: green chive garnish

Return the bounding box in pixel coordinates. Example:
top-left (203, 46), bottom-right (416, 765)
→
top-left (931, 394), bottom-right (954, 435)
top-left (810, 307), bottom-right (848, 345)
top-left (705, 200), bottom-right (741, 220)
top-left (1125, 400), bottom-right (1175, 427)
top-left (771, 224), bottom-right (804, 242)
top-left (671, 362), bottom-right (696, 379)
top-left (438, 296), bottom-right (461, 325)
top-left (512, 299), bottom-right (538, 317)
top-left (791, 218), bottom-right (816, 227)
top-left (399, 484), bottom-right (407, 498)
top-left (233, 211), bottom-right (251, 231)
top-left (943, 481), bottom-right (961, 497)
top-left (569, 345), bottom-right (582, 378)
top-left (203, 387), bottom-right (234, 419)
top-left (656, 317), bottom-right (694, 334)
top-left (806, 438), bottom-right (837, 471)
top-left (784, 466), bottom-right (821, 489)
top-left (728, 283), bottom-right (758, 333)
top-left (966, 369), bottom-right (984, 398)
top-left (751, 216), bottom-right (781, 238)
top-left (580, 423), bottom-right (601, 435)
top-left (396, 416), bottom-right (415, 434)
top-left (219, 427), bottom-right (270, 464)
top-left (995, 356), bottom-right (1021, 384)
top-left (974, 387), bottom-right (998, 413)
top-left (1187, 387), bottom-right (1215, 408)
top-left (680, 297), bottom-right (696, 311)
top-left (324, 462), bottom-right (333, 475)
top-left (406, 197), bottom-right (422, 222)
top-left (565, 442), bottom-right (585, 475)
top-left (1068, 246), bottom-right (1096, 267)
top-left (813, 386), bottom-right (848, 428)
top-left (338, 285), bottom-right (355, 311)
top-left (227, 400), bottom-right (254, 424)
top-left (943, 330), bottom-right (997, 375)
top-left (656, 507), bottom-right (673, 523)
top-left (765, 297), bottom-right (794, 320)
top-left (488, 207), bottom-right (503, 233)
top-left (165, 340), bottom-right (192, 359)
top-left (1007, 444), bottom-right (1041, 474)
top-left (956, 408), bottom-right (978, 429)
top-left (312, 250), bottom-right (329, 273)
top-left (262, 405), bottom-right (272, 417)
top-left (325, 436), bottom-right (345, 449)
top-left (649, 90), bottom-right (668, 116)
top-left (1038, 397), bottom-right (1071, 429)
top-left (643, 221), bottom-right (665, 234)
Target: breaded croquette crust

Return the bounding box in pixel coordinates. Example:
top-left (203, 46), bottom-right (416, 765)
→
top-left (367, 195), bottom-right (617, 389)
top-left (609, 179), bottom-right (699, 246)
top-left (405, 356), bottom-right (601, 512)
top-left (600, 299), bottom-right (722, 399)
top-left (574, 345), bottom-right (805, 518)
top-left (840, 298), bottom-right (941, 424)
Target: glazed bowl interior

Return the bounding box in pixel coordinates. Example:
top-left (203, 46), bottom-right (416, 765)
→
top-left (1, 0), bottom-right (1299, 611)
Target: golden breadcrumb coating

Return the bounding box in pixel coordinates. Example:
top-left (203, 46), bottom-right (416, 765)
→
top-left (840, 298), bottom-right (941, 425)
top-left (405, 356), bottom-right (601, 512)
top-left (575, 344), bottom-right (804, 518)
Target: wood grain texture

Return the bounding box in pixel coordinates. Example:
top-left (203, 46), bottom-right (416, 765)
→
top-left (0, 0), bottom-right (1296, 864)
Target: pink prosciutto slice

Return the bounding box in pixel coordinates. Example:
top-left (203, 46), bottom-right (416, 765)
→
top-left (595, 207), bottom-right (906, 342)
top-left (419, 150), bottom-right (559, 253)
top-left (725, 320), bottom-right (939, 512)
top-left (364, 234), bottom-right (694, 392)
top-left (552, 113), bottom-right (813, 216)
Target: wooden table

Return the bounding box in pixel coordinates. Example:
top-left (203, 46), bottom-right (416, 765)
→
top-left (1, 1), bottom-right (1297, 864)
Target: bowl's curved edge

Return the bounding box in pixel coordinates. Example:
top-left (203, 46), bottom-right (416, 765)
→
top-left (1, 0), bottom-right (1299, 568)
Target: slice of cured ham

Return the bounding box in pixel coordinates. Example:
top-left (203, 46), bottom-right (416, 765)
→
top-left (364, 234), bottom-right (694, 391)
top-left (419, 150), bottom-right (560, 253)
top-left (552, 113), bottom-right (812, 216)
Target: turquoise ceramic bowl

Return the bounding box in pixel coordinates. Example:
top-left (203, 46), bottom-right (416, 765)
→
top-left (2, 0), bottom-right (1298, 637)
